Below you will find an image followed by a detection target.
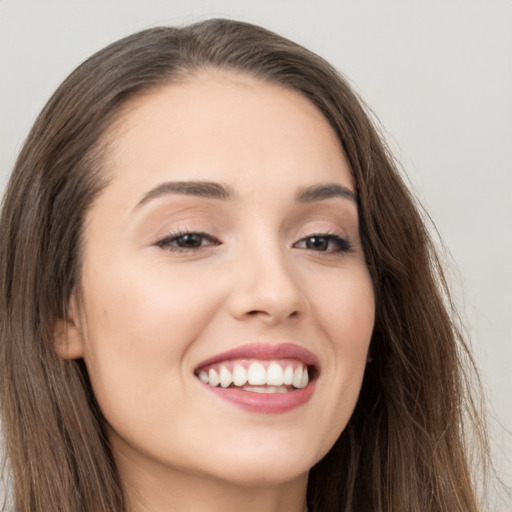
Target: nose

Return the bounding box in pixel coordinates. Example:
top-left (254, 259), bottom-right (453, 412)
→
top-left (228, 243), bottom-right (308, 325)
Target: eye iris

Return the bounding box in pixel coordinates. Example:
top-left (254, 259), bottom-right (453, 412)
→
top-left (177, 233), bottom-right (203, 248)
top-left (306, 236), bottom-right (329, 251)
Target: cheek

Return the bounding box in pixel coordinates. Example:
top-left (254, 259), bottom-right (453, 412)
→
top-left (312, 264), bottom-right (375, 349)
top-left (307, 265), bottom-right (374, 435)
top-left (82, 259), bottom-right (221, 348)
top-left (77, 263), bottom-right (225, 417)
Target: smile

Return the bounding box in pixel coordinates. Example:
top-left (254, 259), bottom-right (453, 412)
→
top-left (194, 343), bottom-right (318, 413)
top-left (196, 359), bottom-right (309, 391)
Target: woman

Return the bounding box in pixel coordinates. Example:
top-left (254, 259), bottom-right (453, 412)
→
top-left (0, 18), bottom-right (488, 512)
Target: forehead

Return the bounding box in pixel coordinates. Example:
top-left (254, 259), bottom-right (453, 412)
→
top-left (101, 70), bottom-right (353, 203)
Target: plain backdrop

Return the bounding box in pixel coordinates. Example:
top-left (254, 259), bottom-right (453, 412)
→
top-left (1, 0), bottom-right (511, 507)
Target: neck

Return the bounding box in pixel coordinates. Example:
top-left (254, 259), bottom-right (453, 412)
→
top-left (116, 447), bottom-right (308, 512)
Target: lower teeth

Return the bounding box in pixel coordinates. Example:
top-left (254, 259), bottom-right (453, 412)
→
top-left (241, 386), bottom-right (290, 393)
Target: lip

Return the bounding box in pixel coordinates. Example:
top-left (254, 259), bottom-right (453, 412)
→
top-left (195, 342), bottom-right (319, 414)
top-left (201, 382), bottom-right (316, 414)
top-left (195, 342), bottom-right (319, 369)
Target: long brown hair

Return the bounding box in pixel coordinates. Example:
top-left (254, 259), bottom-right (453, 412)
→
top-left (0, 19), bottom-right (489, 511)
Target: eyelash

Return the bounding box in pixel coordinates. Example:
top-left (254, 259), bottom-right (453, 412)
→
top-left (154, 229), bottom-right (352, 255)
top-left (154, 229), bottom-right (220, 253)
top-left (293, 232), bottom-right (353, 254)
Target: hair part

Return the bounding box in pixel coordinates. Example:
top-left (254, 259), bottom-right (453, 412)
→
top-left (0, 18), bottom-right (489, 512)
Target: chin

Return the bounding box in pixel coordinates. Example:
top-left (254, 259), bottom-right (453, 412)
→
top-left (211, 460), bottom-right (311, 488)
top-left (194, 439), bottom-right (324, 487)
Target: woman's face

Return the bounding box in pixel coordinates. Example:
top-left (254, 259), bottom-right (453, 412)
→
top-left (62, 72), bottom-right (375, 488)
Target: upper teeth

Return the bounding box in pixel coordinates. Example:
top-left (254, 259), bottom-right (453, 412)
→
top-left (197, 361), bottom-right (309, 389)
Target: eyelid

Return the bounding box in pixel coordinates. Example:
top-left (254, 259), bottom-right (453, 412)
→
top-left (293, 228), bottom-right (353, 254)
top-left (294, 226), bottom-right (347, 242)
top-left (153, 228), bottom-right (221, 252)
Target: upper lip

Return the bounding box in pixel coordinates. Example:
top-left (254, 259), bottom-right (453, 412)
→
top-left (194, 342), bottom-right (320, 371)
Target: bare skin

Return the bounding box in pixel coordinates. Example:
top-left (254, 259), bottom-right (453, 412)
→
top-left (57, 71), bottom-right (375, 512)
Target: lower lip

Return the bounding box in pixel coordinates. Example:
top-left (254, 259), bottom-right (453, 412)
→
top-left (200, 381), bottom-right (316, 414)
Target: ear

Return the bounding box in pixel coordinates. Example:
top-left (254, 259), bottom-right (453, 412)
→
top-left (54, 294), bottom-right (85, 360)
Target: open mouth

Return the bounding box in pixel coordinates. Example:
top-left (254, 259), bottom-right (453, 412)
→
top-left (195, 359), bottom-right (312, 393)
top-left (194, 343), bottom-right (319, 412)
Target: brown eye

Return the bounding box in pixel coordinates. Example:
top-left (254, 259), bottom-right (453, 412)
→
top-left (295, 235), bottom-right (352, 254)
top-left (305, 236), bottom-right (329, 251)
top-left (173, 233), bottom-right (205, 248)
top-left (156, 232), bottom-right (220, 252)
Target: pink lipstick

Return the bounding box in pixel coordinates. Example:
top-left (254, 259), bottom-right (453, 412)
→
top-left (194, 343), bottom-right (318, 414)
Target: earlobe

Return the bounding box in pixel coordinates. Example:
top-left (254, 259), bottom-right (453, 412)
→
top-left (54, 295), bottom-right (85, 360)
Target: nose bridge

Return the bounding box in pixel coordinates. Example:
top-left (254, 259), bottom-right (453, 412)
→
top-left (229, 230), bottom-right (306, 323)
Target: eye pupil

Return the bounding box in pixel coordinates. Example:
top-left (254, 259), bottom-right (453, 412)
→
top-left (306, 236), bottom-right (329, 251)
top-left (177, 233), bottom-right (203, 247)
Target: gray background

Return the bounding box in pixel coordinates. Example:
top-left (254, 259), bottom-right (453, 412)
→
top-left (1, 0), bottom-right (510, 508)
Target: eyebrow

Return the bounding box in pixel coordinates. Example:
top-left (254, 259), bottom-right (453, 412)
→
top-left (295, 183), bottom-right (357, 203)
top-left (135, 180), bottom-right (357, 209)
top-left (135, 181), bottom-right (233, 208)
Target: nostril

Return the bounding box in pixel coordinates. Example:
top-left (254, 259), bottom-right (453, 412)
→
top-left (245, 310), bottom-right (270, 319)
top-left (228, 272), bottom-right (307, 323)
top-left (244, 309), bottom-right (300, 322)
